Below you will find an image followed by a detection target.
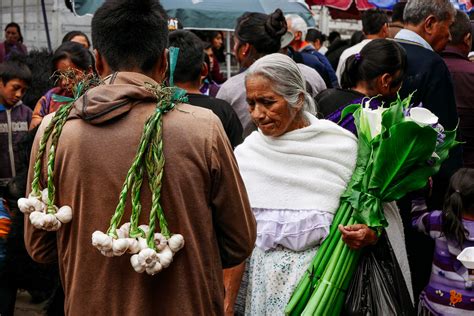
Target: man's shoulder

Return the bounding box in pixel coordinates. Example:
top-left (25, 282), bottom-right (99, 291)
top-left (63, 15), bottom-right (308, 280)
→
top-left (187, 94), bottom-right (233, 112)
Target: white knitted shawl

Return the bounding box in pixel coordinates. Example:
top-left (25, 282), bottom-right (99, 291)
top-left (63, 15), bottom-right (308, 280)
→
top-left (235, 113), bottom-right (358, 251)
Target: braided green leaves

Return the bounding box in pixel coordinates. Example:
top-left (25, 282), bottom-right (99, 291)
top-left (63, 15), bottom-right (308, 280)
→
top-left (18, 73), bottom-right (101, 231)
top-left (92, 82), bottom-right (187, 276)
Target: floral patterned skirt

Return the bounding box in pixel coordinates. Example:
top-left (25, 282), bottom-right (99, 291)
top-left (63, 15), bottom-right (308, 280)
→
top-left (244, 245), bottom-right (318, 316)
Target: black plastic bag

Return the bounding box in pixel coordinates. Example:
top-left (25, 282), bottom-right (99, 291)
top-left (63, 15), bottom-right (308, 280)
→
top-left (342, 231), bottom-right (415, 316)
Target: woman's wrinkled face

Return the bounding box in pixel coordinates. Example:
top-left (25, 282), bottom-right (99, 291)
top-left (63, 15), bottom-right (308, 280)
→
top-left (56, 58), bottom-right (86, 92)
top-left (5, 26), bottom-right (20, 44)
top-left (212, 33), bottom-right (223, 50)
top-left (246, 75), bottom-right (302, 137)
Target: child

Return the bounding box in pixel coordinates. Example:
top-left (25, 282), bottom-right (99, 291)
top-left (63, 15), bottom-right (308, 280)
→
top-left (412, 168), bottom-right (474, 315)
top-left (0, 60), bottom-right (31, 197)
top-left (29, 41), bottom-right (93, 130)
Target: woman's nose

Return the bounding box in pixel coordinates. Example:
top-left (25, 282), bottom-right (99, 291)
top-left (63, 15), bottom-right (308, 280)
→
top-left (251, 104), bottom-right (266, 119)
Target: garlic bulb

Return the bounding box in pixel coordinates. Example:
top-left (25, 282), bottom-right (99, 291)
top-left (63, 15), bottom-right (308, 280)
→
top-left (154, 233), bottom-right (167, 251)
top-left (137, 248), bottom-right (158, 268)
top-left (55, 206), bottom-right (72, 223)
top-left (145, 261), bottom-right (163, 275)
top-left (130, 254), bottom-right (146, 273)
top-left (112, 238), bottom-right (129, 256)
top-left (157, 246), bottom-right (173, 268)
top-left (127, 238), bottom-right (140, 254)
top-left (168, 234), bottom-right (185, 253)
top-left (18, 197), bottom-right (44, 214)
top-left (92, 231), bottom-right (113, 251)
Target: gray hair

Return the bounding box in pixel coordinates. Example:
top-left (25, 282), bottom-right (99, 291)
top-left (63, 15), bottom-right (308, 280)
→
top-left (450, 9), bottom-right (471, 45)
top-left (285, 14), bottom-right (308, 40)
top-left (245, 53), bottom-right (316, 115)
top-left (404, 0), bottom-right (455, 25)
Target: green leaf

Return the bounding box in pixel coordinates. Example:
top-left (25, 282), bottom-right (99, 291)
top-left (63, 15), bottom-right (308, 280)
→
top-left (338, 103), bottom-right (360, 123)
top-left (380, 98), bottom-right (404, 134)
top-left (51, 94), bottom-right (74, 103)
top-left (368, 121), bottom-right (437, 196)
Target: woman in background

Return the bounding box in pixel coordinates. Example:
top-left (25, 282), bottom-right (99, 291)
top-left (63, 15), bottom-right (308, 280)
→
top-left (0, 23), bottom-right (27, 63)
top-left (30, 41), bottom-right (94, 130)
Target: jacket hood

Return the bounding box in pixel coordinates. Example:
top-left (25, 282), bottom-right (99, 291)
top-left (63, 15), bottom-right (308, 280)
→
top-left (70, 72), bottom-right (159, 124)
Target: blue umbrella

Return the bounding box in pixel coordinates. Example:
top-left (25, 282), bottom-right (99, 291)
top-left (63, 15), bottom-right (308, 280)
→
top-left (70, 0), bottom-right (315, 30)
top-left (162, 0), bottom-right (315, 30)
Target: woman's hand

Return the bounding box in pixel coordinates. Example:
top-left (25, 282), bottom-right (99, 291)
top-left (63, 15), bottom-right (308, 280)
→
top-left (338, 224), bottom-right (378, 250)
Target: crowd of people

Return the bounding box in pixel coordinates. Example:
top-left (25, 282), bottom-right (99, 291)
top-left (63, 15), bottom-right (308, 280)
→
top-left (0, 0), bottom-right (473, 315)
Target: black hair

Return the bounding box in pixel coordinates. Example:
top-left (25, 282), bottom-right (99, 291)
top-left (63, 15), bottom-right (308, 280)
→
top-left (306, 29), bottom-right (326, 43)
top-left (168, 30), bottom-right (204, 83)
top-left (341, 39), bottom-right (406, 90)
top-left (22, 48), bottom-right (54, 109)
top-left (450, 10), bottom-right (471, 46)
top-left (235, 9), bottom-right (287, 55)
top-left (328, 31), bottom-right (341, 44)
top-left (62, 30), bottom-right (91, 48)
top-left (350, 31), bottom-right (366, 46)
top-left (442, 168), bottom-right (474, 245)
top-left (391, 2), bottom-right (407, 23)
top-left (0, 59), bottom-right (32, 86)
top-left (5, 22), bottom-right (24, 43)
top-left (362, 9), bottom-right (389, 35)
top-left (91, 0), bottom-right (168, 72)
top-left (52, 41), bottom-right (93, 74)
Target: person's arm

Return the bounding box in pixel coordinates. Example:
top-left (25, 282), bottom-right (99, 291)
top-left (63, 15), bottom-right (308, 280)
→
top-left (210, 118), bottom-right (256, 268)
top-left (223, 263), bottom-right (246, 316)
top-left (411, 196), bottom-right (442, 238)
top-left (29, 95), bottom-right (47, 131)
top-left (23, 115), bottom-right (57, 264)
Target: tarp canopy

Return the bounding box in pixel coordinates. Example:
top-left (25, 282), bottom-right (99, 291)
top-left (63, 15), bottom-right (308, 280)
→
top-left (305, 0), bottom-right (473, 12)
top-left (69, 0), bottom-right (315, 30)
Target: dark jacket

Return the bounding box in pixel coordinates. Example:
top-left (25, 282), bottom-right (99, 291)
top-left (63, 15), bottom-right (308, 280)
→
top-left (397, 40), bottom-right (462, 200)
top-left (0, 102), bottom-right (31, 189)
top-left (441, 46), bottom-right (474, 168)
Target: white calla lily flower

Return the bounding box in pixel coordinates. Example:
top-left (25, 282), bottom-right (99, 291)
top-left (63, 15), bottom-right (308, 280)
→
top-left (360, 106), bottom-right (387, 140)
top-left (408, 107), bottom-right (438, 127)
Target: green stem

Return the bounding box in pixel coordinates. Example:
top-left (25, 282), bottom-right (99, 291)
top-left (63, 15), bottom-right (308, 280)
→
top-left (107, 114), bottom-right (159, 238)
top-left (129, 164), bottom-right (145, 238)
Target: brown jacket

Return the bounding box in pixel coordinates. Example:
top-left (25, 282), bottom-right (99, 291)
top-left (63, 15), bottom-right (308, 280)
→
top-left (24, 72), bottom-right (256, 315)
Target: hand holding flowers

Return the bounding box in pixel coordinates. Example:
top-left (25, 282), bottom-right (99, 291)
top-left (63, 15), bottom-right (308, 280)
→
top-left (286, 94), bottom-right (459, 315)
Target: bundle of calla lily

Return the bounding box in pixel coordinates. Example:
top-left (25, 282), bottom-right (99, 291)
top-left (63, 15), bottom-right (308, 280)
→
top-left (285, 94), bottom-right (459, 315)
top-left (91, 47), bottom-right (187, 275)
top-left (18, 71), bottom-right (101, 231)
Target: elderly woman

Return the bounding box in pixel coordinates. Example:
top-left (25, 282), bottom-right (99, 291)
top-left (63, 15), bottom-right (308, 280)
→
top-left (226, 53), bottom-right (378, 315)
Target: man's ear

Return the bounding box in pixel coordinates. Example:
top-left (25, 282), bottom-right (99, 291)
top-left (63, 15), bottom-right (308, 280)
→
top-left (423, 15), bottom-right (437, 36)
top-left (94, 49), bottom-right (112, 78)
top-left (295, 31), bottom-right (302, 41)
top-left (150, 49), bottom-right (169, 83)
top-left (464, 32), bottom-right (472, 50)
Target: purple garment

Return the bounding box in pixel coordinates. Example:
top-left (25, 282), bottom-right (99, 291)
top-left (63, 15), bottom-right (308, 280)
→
top-left (0, 41), bottom-right (27, 63)
top-left (412, 198), bottom-right (474, 314)
top-left (441, 46), bottom-right (474, 168)
top-left (326, 96), bottom-right (381, 135)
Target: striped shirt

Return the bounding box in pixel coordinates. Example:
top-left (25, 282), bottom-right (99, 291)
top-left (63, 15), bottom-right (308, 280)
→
top-left (412, 198), bottom-right (474, 314)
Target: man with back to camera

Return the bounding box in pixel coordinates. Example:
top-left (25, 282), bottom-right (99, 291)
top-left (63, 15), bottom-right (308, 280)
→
top-left (395, 0), bottom-right (463, 304)
top-left (168, 30), bottom-right (243, 148)
top-left (23, 0), bottom-right (256, 314)
top-left (441, 9), bottom-right (474, 168)
top-left (336, 8), bottom-right (389, 83)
